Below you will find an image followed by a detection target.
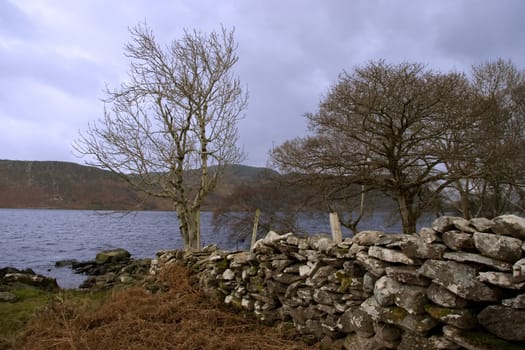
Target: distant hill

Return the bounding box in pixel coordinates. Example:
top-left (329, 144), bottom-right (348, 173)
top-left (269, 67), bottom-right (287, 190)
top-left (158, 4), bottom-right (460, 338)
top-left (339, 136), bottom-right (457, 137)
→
top-left (0, 160), bottom-right (272, 210)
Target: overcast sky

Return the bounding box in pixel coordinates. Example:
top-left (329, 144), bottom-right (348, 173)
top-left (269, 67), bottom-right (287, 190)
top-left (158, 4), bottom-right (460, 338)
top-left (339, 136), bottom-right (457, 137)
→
top-left (1, 1), bottom-right (524, 167)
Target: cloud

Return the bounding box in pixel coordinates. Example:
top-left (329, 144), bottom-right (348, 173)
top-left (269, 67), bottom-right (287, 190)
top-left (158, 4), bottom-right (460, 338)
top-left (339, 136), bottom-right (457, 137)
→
top-left (0, 1), bottom-right (524, 166)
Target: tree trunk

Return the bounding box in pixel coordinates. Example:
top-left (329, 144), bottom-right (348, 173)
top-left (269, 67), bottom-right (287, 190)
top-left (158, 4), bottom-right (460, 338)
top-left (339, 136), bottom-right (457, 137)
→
top-left (176, 204), bottom-right (201, 250)
top-left (397, 194), bottom-right (417, 234)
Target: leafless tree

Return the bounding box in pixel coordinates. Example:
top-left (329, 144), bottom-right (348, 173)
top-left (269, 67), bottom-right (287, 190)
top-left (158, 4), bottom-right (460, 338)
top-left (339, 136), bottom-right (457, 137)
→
top-left (74, 23), bottom-right (247, 250)
top-left (271, 60), bottom-right (469, 234)
top-left (447, 59), bottom-right (525, 217)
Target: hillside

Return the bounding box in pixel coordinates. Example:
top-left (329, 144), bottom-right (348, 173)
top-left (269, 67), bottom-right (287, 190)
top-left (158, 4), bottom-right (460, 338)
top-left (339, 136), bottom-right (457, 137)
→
top-left (0, 160), bottom-right (271, 210)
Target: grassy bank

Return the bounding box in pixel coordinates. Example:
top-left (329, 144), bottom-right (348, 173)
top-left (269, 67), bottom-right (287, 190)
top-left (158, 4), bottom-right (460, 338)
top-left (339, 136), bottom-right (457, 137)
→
top-left (1, 265), bottom-right (317, 350)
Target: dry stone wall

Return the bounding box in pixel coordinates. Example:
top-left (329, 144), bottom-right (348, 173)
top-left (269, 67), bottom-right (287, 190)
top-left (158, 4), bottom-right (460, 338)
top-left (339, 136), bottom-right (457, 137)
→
top-left (155, 215), bottom-right (525, 350)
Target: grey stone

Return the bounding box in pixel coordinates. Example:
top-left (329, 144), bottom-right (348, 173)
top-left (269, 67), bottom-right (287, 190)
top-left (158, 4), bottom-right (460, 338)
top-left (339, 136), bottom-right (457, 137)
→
top-left (398, 332), bottom-right (447, 350)
top-left (363, 272), bottom-right (377, 293)
top-left (427, 283), bottom-right (469, 308)
top-left (452, 218), bottom-right (476, 233)
top-left (343, 333), bottom-right (383, 350)
top-left (374, 323), bottom-right (401, 349)
top-left (478, 305), bottom-right (525, 341)
top-left (398, 237), bottom-right (447, 259)
top-left (417, 227), bottom-right (442, 243)
top-left (221, 268), bottom-right (235, 280)
top-left (313, 289), bottom-right (338, 305)
top-left (425, 305), bottom-right (477, 329)
top-left (477, 271), bottom-right (525, 289)
top-left (352, 230), bottom-right (386, 246)
top-left (360, 296), bottom-right (382, 321)
top-left (386, 266), bottom-right (431, 286)
top-left (442, 325), bottom-right (522, 350)
top-left (272, 272), bottom-right (302, 285)
top-left (375, 233), bottom-right (409, 246)
top-left (95, 248), bottom-right (131, 265)
top-left (307, 265), bottom-right (337, 287)
top-left (298, 264), bottom-right (313, 277)
top-left (473, 231), bottom-right (523, 262)
top-left (513, 257), bottom-right (525, 282)
top-left (442, 231), bottom-right (475, 251)
top-left (288, 306), bottom-right (321, 325)
top-left (394, 285), bottom-right (428, 315)
top-left (469, 217), bottom-right (495, 232)
top-left (271, 259), bottom-right (294, 271)
top-left (368, 246), bottom-right (419, 265)
top-left (432, 216), bottom-right (464, 233)
top-left (443, 251), bottom-right (512, 272)
top-left (345, 306), bottom-right (375, 337)
top-left (374, 276), bottom-right (402, 306)
top-left (226, 251), bottom-right (256, 266)
top-left (0, 291), bottom-right (17, 302)
top-left (502, 293), bottom-right (525, 308)
top-left (252, 231), bottom-right (293, 251)
top-left (381, 310), bottom-right (439, 334)
top-left (493, 214), bottom-right (525, 239)
top-left (418, 259), bottom-right (502, 301)
top-left (356, 251), bottom-right (387, 277)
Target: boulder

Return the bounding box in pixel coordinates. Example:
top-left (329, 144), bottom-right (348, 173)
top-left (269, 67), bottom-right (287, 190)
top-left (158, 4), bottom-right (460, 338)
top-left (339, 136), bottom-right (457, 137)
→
top-left (493, 214), bottom-right (525, 239)
top-left (386, 266), bottom-right (431, 287)
top-left (473, 232), bottom-right (523, 262)
top-left (469, 217), bottom-right (495, 232)
top-left (0, 291), bottom-right (17, 302)
top-left (352, 230), bottom-right (385, 246)
top-left (424, 305), bottom-right (477, 329)
top-left (513, 257), bottom-right (525, 282)
top-left (477, 271), bottom-right (525, 289)
top-left (418, 259), bottom-right (502, 302)
top-left (356, 252), bottom-right (387, 277)
top-left (442, 231), bottom-right (475, 251)
top-left (95, 248), bottom-right (131, 265)
top-left (368, 246), bottom-right (419, 265)
top-left (452, 218), bottom-right (476, 233)
top-left (502, 293), bottom-right (525, 309)
top-left (426, 283), bottom-right (469, 308)
top-left (442, 325), bottom-right (523, 350)
top-left (432, 216), bottom-right (464, 233)
top-left (1, 269), bottom-right (59, 291)
top-left (443, 251), bottom-right (512, 272)
top-left (394, 285), bottom-right (428, 315)
top-left (374, 276), bottom-right (402, 306)
top-left (343, 333), bottom-right (382, 350)
top-left (478, 305), bottom-right (525, 341)
top-left (399, 238), bottom-right (447, 260)
top-left (417, 227), bottom-right (441, 244)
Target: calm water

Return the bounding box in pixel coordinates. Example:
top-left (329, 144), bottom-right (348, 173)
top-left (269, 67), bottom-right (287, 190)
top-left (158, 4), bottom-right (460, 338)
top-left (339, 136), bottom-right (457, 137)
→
top-left (0, 209), bottom-right (431, 288)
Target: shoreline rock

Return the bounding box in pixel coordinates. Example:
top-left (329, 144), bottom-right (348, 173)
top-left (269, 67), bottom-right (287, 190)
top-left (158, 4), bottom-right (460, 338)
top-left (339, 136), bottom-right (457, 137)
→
top-left (0, 266), bottom-right (59, 292)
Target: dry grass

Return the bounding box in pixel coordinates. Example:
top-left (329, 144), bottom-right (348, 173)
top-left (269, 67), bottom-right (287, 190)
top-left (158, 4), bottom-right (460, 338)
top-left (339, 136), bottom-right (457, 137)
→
top-left (14, 264), bottom-right (318, 350)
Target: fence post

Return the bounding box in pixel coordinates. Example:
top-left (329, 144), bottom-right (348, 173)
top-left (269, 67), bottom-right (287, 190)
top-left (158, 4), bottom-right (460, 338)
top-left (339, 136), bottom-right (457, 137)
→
top-left (250, 208), bottom-right (261, 251)
top-left (330, 212), bottom-right (342, 243)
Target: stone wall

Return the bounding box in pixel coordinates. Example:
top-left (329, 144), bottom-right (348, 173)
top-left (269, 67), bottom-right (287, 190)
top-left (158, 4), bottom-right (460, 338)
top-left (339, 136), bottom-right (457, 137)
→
top-left (155, 215), bottom-right (525, 350)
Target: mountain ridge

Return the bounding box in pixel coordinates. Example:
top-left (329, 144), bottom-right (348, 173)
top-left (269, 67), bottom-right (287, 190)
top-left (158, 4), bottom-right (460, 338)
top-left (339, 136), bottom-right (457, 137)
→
top-left (0, 159), bottom-right (270, 210)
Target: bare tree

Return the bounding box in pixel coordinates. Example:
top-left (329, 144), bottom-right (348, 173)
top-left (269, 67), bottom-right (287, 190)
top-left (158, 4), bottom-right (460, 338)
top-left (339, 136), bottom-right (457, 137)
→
top-left (74, 23), bottom-right (247, 250)
top-left (271, 61), bottom-right (469, 234)
top-left (451, 59), bottom-right (525, 217)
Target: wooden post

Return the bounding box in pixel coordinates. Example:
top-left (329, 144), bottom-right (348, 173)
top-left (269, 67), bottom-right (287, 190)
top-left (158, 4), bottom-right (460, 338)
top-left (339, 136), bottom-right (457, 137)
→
top-left (250, 208), bottom-right (261, 251)
top-left (330, 212), bottom-right (342, 243)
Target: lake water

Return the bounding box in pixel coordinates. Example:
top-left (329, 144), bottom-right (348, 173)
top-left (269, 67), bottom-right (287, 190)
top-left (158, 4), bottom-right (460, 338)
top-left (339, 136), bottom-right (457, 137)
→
top-left (0, 209), bottom-right (433, 288)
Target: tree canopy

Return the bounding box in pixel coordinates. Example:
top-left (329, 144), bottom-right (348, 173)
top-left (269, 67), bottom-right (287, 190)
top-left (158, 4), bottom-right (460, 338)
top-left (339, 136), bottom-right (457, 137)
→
top-left (75, 23), bottom-right (247, 249)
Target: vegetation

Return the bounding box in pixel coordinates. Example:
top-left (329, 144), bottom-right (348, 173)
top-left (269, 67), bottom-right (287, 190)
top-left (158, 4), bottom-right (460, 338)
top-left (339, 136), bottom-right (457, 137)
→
top-left (2, 265), bottom-right (316, 350)
top-left (270, 59), bottom-right (525, 234)
top-left (75, 23), bottom-right (247, 250)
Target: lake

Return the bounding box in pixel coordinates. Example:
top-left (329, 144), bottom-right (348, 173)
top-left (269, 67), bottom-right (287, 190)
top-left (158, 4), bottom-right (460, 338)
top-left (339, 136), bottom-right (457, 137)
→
top-left (0, 208), bottom-right (432, 288)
